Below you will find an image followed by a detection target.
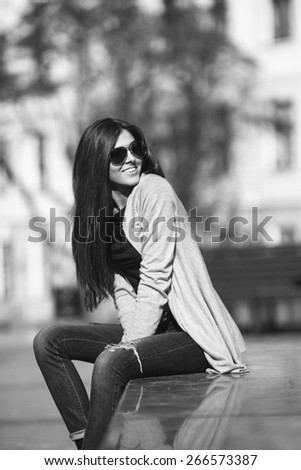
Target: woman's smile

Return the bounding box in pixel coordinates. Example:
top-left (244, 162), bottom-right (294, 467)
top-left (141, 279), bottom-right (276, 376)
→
top-left (122, 166), bottom-right (138, 174)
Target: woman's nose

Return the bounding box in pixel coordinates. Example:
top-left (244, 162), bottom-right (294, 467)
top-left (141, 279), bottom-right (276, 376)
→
top-left (124, 148), bottom-right (135, 163)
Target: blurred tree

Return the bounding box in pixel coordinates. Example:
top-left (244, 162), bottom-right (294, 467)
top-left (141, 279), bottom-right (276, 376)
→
top-left (10, 0), bottom-right (255, 210)
top-left (149, 0), bottom-right (255, 209)
top-left (0, 34), bottom-right (18, 100)
top-left (16, 2), bottom-right (58, 94)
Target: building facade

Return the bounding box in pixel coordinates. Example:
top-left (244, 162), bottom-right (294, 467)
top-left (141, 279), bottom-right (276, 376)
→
top-left (226, 0), bottom-right (301, 245)
top-left (0, 97), bottom-right (76, 326)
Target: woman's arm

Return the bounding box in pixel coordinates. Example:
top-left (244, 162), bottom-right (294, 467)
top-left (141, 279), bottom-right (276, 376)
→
top-left (113, 273), bottom-right (136, 342)
top-left (124, 178), bottom-right (178, 340)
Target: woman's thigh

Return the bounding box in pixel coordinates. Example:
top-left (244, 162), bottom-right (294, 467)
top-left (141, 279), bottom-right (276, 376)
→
top-left (137, 331), bottom-right (210, 376)
top-left (34, 321), bottom-right (123, 364)
top-left (104, 331), bottom-right (210, 381)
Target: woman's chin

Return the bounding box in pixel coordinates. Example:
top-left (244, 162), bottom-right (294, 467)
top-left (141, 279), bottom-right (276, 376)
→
top-left (113, 172), bottom-right (141, 187)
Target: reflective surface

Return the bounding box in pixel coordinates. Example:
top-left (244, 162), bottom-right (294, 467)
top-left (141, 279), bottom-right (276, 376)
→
top-left (1, 332), bottom-right (301, 449)
top-left (101, 336), bottom-right (301, 450)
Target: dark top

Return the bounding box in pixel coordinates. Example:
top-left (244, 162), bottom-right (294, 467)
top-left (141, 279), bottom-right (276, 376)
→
top-left (111, 205), bottom-right (181, 334)
top-left (111, 206), bottom-right (141, 294)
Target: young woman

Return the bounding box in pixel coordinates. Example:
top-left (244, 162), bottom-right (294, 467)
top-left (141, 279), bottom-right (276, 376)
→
top-left (33, 118), bottom-right (248, 450)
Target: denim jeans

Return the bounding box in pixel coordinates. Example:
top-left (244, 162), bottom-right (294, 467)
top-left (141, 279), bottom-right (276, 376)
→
top-left (33, 321), bottom-right (210, 449)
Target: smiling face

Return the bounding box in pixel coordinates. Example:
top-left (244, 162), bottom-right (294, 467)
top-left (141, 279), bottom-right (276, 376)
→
top-left (109, 130), bottom-right (143, 190)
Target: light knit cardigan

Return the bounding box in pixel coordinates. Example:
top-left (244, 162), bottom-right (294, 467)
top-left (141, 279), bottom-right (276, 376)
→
top-left (112, 172), bottom-right (248, 375)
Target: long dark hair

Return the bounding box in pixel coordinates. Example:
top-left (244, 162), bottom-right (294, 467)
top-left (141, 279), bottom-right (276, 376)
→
top-left (72, 117), bottom-right (165, 311)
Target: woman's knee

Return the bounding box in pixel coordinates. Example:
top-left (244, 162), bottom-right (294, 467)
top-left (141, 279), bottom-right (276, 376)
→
top-left (92, 348), bottom-right (131, 384)
top-left (33, 323), bottom-right (66, 361)
top-left (93, 348), bottom-right (119, 372)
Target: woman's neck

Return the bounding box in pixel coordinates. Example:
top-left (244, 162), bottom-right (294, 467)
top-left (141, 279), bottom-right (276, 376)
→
top-left (111, 188), bottom-right (130, 210)
top-left (111, 174), bottom-right (144, 209)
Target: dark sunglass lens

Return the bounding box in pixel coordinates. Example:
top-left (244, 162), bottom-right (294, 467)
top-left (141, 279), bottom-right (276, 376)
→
top-left (110, 148), bottom-right (127, 165)
top-left (131, 141), bottom-right (146, 158)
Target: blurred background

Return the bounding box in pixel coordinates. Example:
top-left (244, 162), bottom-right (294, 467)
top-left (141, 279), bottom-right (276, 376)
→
top-left (1, 0), bottom-right (301, 335)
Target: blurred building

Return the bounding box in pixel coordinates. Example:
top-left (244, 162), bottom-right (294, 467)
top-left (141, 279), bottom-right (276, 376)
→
top-left (226, 0), bottom-right (301, 245)
top-left (197, 0), bottom-right (301, 332)
top-left (0, 95), bottom-right (76, 326)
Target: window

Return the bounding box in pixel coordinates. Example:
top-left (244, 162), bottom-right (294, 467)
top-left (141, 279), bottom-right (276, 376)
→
top-left (272, 0), bottom-right (292, 40)
top-left (0, 139), bottom-right (11, 192)
top-left (272, 100), bottom-right (294, 169)
top-left (37, 132), bottom-right (46, 189)
top-left (0, 242), bottom-right (13, 300)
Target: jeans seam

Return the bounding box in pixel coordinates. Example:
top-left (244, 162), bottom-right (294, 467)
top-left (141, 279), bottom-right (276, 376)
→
top-left (54, 337), bottom-right (108, 428)
top-left (137, 340), bottom-right (200, 364)
top-left (110, 365), bottom-right (129, 413)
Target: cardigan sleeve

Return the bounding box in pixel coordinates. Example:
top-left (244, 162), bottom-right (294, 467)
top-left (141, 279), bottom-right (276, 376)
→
top-left (123, 178), bottom-right (178, 341)
top-left (113, 273), bottom-right (136, 341)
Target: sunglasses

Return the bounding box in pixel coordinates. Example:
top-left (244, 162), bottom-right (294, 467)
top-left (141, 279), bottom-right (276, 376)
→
top-left (109, 140), bottom-right (147, 166)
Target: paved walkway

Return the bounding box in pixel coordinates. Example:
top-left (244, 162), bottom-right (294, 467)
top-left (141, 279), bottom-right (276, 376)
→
top-left (0, 328), bottom-right (300, 450)
top-left (0, 327), bottom-right (91, 450)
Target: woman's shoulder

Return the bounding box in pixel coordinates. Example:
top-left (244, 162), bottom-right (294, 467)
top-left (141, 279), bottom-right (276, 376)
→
top-left (127, 172), bottom-right (181, 219)
top-left (138, 173), bottom-right (175, 198)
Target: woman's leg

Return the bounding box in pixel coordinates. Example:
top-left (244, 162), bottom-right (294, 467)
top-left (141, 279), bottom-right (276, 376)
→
top-left (33, 321), bottom-right (123, 448)
top-left (82, 331), bottom-right (209, 449)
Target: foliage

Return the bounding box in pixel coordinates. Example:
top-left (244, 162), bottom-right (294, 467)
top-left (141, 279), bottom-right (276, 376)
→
top-left (4, 0), bottom-right (255, 209)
